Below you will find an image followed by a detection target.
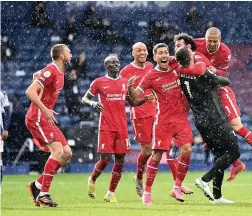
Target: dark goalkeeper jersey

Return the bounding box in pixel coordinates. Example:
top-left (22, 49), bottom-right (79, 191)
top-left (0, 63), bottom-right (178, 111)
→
top-left (180, 71), bottom-right (228, 128)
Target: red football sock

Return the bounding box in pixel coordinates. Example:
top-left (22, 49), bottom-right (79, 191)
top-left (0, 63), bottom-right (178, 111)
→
top-left (109, 163), bottom-right (124, 192)
top-left (166, 151), bottom-right (178, 181)
top-left (175, 155), bottom-right (191, 188)
top-left (91, 160), bottom-right (109, 182)
top-left (41, 158), bottom-right (62, 193)
top-left (232, 160), bottom-right (242, 167)
top-left (37, 173), bottom-right (43, 185)
top-left (136, 152), bottom-right (149, 180)
top-left (145, 157), bottom-right (159, 193)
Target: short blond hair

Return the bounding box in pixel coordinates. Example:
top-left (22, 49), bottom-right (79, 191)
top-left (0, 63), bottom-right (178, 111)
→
top-left (50, 44), bottom-right (67, 60)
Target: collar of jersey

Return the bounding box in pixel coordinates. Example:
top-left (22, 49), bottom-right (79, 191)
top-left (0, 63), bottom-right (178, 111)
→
top-left (131, 62), bottom-right (146, 69)
top-left (51, 62), bottom-right (63, 73)
top-left (154, 66), bottom-right (170, 72)
top-left (105, 74), bottom-right (121, 80)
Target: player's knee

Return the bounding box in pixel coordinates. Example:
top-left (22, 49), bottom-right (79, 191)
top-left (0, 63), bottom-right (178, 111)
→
top-left (53, 149), bottom-right (64, 160)
top-left (115, 154), bottom-right (125, 164)
top-left (100, 153), bottom-right (112, 162)
top-left (64, 149), bottom-right (72, 161)
top-left (141, 146), bottom-right (152, 157)
top-left (152, 150), bottom-right (163, 161)
top-left (181, 144), bottom-right (192, 156)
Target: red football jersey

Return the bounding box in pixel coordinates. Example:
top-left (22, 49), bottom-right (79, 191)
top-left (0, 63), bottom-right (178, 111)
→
top-left (89, 74), bottom-right (128, 132)
top-left (26, 62), bottom-right (64, 124)
top-left (138, 62), bottom-right (188, 125)
top-left (195, 38), bottom-right (231, 76)
top-left (120, 62), bottom-right (156, 119)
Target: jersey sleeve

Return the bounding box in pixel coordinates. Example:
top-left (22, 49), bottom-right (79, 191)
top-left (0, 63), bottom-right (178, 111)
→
top-left (138, 73), bottom-right (151, 92)
top-left (120, 68), bottom-right (127, 79)
top-left (215, 50), bottom-right (231, 76)
top-left (88, 79), bottom-right (99, 96)
top-left (36, 68), bottom-right (55, 88)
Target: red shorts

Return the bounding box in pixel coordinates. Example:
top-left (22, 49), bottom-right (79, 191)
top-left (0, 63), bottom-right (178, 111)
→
top-left (25, 118), bottom-right (68, 152)
top-left (131, 116), bottom-right (154, 144)
top-left (98, 130), bottom-right (130, 154)
top-left (152, 119), bottom-right (193, 150)
top-left (217, 87), bottom-right (241, 122)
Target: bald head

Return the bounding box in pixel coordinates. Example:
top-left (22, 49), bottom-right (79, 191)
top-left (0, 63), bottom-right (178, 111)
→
top-left (132, 42), bottom-right (147, 51)
top-left (205, 27), bottom-right (221, 39)
top-left (205, 27), bottom-right (221, 53)
top-left (104, 55), bottom-right (120, 77)
top-left (132, 42), bottom-right (148, 67)
top-left (104, 55), bottom-right (118, 63)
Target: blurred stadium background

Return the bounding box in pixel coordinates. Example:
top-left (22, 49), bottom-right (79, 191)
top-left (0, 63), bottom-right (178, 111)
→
top-left (1, 1), bottom-right (252, 175)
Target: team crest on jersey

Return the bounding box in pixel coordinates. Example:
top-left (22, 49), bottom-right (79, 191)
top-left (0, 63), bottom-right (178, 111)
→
top-left (43, 71), bottom-right (51, 78)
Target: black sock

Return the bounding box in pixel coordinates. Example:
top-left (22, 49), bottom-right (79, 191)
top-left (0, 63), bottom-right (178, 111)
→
top-left (213, 169), bottom-right (224, 199)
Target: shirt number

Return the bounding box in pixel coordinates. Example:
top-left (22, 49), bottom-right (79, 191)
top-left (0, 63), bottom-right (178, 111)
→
top-left (184, 81), bottom-right (193, 99)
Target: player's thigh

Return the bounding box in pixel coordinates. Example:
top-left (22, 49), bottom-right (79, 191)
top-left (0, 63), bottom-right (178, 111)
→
top-left (173, 119), bottom-right (193, 147)
top-left (98, 130), bottom-right (116, 153)
top-left (26, 119), bottom-right (67, 148)
top-left (115, 131), bottom-right (131, 154)
top-left (152, 123), bottom-right (173, 151)
top-left (219, 90), bottom-right (241, 122)
top-left (131, 116), bottom-right (154, 144)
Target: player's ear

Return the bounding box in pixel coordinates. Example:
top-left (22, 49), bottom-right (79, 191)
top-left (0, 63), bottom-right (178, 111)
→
top-left (187, 44), bottom-right (192, 50)
top-left (60, 53), bottom-right (65, 60)
top-left (153, 55), bottom-right (157, 62)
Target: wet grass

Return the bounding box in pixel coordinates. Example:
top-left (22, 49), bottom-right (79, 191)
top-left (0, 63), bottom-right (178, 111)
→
top-left (2, 171), bottom-right (252, 216)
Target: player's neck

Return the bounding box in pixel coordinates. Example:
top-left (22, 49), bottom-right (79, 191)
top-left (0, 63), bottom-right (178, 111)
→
top-left (106, 73), bottom-right (119, 80)
top-left (156, 65), bottom-right (169, 72)
top-left (53, 61), bottom-right (64, 73)
top-left (132, 61), bottom-right (145, 68)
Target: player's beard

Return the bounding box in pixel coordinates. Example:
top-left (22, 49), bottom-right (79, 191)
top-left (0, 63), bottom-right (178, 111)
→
top-left (63, 60), bottom-right (71, 69)
top-left (63, 60), bottom-right (72, 69)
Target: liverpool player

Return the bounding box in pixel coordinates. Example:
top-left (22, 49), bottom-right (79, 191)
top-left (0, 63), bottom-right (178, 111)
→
top-left (26, 44), bottom-right (72, 207)
top-left (195, 27), bottom-right (250, 181)
top-left (176, 46), bottom-right (240, 203)
top-left (129, 43), bottom-right (193, 204)
top-left (120, 42), bottom-right (155, 197)
top-left (82, 55), bottom-right (152, 203)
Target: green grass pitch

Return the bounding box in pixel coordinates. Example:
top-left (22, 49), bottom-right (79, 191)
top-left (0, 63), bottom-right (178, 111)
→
top-left (1, 171), bottom-right (252, 216)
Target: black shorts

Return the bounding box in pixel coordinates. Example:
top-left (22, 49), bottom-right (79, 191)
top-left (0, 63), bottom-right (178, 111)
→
top-left (196, 122), bottom-right (239, 156)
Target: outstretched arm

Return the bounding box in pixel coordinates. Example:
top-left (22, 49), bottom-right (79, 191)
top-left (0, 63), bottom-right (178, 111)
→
top-left (81, 91), bottom-right (104, 112)
top-left (127, 94), bottom-right (154, 107)
top-left (179, 62), bottom-right (206, 76)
